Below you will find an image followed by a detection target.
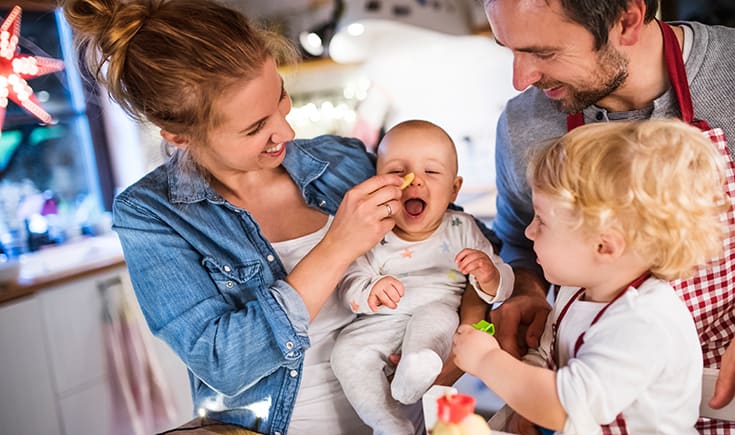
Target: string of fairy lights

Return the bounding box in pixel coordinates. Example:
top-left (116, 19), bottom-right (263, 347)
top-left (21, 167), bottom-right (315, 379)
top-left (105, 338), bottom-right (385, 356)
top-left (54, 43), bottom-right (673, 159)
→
top-left (285, 76), bottom-right (370, 137)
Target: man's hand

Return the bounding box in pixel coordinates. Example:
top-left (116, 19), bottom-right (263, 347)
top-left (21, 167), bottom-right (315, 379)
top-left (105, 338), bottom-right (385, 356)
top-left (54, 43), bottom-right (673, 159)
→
top-left (432, 353), bottom-right (464, 387)
top-left (433, 281), bottom-right (493, 386)
top-left (491, 268), bottom-right (551, 358)
top-left (368, 276), bottom-right (404, 312)
top-left (710, 336), bottom-right (735, 409)
top-left (506, 411), bottom-right (541, 435)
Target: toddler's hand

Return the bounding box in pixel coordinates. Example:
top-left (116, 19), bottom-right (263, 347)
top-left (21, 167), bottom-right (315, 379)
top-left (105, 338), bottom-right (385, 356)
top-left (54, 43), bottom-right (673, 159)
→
top-left (452, 324), bottom-right (500, 375)
top-left (368, 276), bottom-right (405, 312)
top-left (455, 248), bottom-right (500, 295)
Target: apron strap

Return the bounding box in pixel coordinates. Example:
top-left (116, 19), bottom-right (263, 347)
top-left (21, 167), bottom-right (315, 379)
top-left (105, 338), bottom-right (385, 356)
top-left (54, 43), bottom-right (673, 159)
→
top-left (567, 112), bottom-right (584, 131)
top-left (657, 20), bottom-right (711, 131)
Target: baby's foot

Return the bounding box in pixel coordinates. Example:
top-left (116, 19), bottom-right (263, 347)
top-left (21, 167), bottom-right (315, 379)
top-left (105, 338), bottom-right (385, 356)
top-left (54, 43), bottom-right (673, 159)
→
top-left (390, 349), bottom-right (443, 404)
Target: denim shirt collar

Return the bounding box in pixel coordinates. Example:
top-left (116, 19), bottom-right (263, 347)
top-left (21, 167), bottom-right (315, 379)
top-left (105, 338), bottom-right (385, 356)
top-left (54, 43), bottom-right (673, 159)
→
top-left (282, 140), bottom-right (329, 187)
top-left (166, 141), bottom-right (329, 204)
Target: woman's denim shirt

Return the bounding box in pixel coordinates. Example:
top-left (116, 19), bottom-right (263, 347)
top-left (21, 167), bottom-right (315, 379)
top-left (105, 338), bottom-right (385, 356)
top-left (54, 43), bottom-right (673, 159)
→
top-left (112, 135), bottom-right (375, 435)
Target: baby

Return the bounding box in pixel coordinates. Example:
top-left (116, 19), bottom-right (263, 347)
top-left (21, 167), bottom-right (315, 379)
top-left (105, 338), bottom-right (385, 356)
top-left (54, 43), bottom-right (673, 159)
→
top-left (331, 119), bottom-right (514, 435)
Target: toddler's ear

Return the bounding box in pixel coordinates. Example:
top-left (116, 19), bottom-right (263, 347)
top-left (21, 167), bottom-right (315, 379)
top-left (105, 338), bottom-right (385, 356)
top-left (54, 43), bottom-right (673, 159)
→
top-left (595, 230), bottom-right (626, 261)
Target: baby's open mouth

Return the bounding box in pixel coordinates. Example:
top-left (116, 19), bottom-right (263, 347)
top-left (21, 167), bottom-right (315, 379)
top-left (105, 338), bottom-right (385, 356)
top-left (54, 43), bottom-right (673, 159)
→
top-left (404, 198), bottom-right (425, 217)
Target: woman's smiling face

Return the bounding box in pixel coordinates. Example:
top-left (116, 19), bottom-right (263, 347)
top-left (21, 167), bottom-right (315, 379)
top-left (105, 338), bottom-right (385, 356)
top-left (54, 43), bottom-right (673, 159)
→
top-left (193, 57), bottom-right (295, 178)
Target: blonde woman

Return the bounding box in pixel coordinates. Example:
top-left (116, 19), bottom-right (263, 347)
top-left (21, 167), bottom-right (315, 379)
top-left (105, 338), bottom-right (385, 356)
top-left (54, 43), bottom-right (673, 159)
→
top-left (61, 0), bottom-right (405, 433)
top-left (62, 0), bottom-right (491, 433)
top-left (453, 119), bottom-right (728, 434)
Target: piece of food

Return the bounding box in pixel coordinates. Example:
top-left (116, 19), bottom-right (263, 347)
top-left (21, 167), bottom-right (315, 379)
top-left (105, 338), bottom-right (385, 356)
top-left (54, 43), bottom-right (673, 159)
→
top-left (400, 172), bottom-right (415, 189)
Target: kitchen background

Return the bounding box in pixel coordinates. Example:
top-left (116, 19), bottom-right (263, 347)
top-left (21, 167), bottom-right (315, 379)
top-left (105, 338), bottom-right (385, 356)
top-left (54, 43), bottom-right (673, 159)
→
top-left (0, 0), bottom-right (732, 434)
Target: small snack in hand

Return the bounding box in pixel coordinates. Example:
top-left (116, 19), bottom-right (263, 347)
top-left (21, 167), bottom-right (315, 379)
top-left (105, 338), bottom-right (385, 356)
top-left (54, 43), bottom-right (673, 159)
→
top-left (400, 172), bottom-right (415, 189)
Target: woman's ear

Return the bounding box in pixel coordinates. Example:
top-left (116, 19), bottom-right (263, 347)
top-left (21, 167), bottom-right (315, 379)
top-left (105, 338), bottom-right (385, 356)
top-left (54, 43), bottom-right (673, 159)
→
top-left (161, 130), bottom-right (190, 149)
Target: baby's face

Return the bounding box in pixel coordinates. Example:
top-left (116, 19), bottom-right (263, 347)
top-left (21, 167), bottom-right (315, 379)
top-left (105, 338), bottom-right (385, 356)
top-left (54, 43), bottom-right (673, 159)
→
top-left (376, 127), bottom-right (462, 241)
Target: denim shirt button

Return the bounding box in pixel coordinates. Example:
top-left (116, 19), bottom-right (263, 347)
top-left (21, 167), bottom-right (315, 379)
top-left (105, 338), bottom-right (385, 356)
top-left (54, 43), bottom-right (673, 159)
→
top-left (226, 281), bottom-right (234, 288)
top-left (289, 369), bottom-right (298, 378)
top-left (286, 341), bottom-right (294, 350)
top-left (267, 254), bottom-right (275, 262)
top-left (318, 200), bottom-right (326, 207)
top-left (223, 265), bottom-right (231, 272)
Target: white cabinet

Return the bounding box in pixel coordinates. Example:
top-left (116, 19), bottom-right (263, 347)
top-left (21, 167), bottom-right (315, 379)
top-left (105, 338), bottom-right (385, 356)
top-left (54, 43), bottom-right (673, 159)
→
top-left (0, 265), bottom-right (192, 435)
top-left (0, 297), bottom-right (62, 435)
top-left (58, 381), bottom-right (113, 435)
top-left (38, 269), bottom-right (120, 435)
top-left (39, 270), bottom-right (113, 396)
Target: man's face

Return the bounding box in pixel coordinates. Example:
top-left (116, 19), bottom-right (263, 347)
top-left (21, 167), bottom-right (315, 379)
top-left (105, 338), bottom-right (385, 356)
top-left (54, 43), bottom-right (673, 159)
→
top-left (486, 0), bottom-right (629, 113)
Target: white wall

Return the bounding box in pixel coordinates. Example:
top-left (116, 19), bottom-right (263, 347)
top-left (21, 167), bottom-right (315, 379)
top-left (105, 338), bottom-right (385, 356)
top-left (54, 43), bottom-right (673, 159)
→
top-left (354, 31), bottom-right (517, 197)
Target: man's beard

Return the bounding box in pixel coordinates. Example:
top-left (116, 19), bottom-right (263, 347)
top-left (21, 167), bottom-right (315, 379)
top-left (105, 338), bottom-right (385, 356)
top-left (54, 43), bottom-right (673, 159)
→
top-left (537, 44), bottom-right (629, 114)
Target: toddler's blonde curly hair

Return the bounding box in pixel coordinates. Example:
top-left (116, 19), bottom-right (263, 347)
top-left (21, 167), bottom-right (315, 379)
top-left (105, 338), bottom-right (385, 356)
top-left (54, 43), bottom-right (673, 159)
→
top-left (528, 119), bottom-right (728, 280)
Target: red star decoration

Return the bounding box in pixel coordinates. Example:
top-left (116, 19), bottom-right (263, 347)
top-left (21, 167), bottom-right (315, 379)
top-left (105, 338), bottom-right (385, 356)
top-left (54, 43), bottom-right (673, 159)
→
top-left (0, 6), bottom-right (65, 136)
top-left (401, 248), bottom-right (413, 258)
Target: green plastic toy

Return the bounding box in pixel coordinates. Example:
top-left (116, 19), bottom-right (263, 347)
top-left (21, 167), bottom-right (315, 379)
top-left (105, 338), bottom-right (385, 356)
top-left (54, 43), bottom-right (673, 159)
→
top-left (472, 320), bottom-right (495, 335)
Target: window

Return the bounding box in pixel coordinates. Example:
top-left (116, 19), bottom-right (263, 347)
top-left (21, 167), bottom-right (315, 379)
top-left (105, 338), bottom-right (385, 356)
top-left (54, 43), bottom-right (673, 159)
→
top-left (0, 6), bottom-right (112, 254)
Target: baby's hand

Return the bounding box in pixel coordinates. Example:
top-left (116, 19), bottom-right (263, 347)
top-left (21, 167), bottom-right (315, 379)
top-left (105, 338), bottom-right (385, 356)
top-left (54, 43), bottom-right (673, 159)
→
top-left (368, 276), bottom-right (405, 312)
top-left (455, 248), bottom-right (500, 295)
top-left (452, 324), bottom-right (500, 375)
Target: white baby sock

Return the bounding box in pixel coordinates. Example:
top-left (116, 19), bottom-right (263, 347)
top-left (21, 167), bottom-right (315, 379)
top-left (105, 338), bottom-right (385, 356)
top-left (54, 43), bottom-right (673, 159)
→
top-left (390, 349), bottom-right (443, 404)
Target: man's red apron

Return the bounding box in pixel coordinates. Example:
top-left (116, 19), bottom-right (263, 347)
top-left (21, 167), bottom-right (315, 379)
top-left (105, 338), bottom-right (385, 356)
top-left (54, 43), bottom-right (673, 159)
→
top-left (566, 20), bottom-right (735, 434)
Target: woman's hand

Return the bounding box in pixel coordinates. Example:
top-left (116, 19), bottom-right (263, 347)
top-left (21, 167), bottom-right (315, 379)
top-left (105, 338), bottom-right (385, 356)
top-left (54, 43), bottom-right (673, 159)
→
top-left (287, 174), bottom-right (403, 319)
top-left (325, 174), bottom-right (403, 261)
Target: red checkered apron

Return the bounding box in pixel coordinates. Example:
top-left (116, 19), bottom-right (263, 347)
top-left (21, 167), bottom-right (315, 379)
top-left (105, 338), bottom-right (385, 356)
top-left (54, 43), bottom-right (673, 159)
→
top-left (567, 20), bottom-right (735, 434)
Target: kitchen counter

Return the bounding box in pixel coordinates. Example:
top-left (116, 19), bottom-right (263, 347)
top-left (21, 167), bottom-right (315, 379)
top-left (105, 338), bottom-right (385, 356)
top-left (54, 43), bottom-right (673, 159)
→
top-left (0, 233), bottom-right (125, 305)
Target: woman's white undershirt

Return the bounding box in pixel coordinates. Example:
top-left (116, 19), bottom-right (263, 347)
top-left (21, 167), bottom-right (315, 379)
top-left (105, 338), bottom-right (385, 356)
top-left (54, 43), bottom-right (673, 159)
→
top-left (271, 215), bottom-right (371, 435)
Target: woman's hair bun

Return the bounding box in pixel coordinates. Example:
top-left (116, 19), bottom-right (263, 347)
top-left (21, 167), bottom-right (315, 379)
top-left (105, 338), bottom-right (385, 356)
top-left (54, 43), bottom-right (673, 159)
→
top-left (63, 0), bottom-right (154, 86)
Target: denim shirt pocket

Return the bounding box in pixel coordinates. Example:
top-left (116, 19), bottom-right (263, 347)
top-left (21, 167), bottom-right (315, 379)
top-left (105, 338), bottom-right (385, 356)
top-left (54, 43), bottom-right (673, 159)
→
top-left (202, 257), bottom-right (263, 307)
